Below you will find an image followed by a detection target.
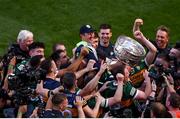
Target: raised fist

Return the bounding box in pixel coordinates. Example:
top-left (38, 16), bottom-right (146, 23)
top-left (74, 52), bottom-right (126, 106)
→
top-left (134, 18), bottom-right (143, 26)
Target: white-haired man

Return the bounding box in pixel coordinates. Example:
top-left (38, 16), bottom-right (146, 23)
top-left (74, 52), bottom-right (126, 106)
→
top-left (1, 30), bottom-right (34, 81)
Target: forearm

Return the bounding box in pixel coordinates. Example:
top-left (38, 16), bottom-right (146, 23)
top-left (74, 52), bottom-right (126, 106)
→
top-left (36, 83), bottom-right (49, 98)
top-left (166, 80), bottom-right (176, 93)
top-left (75, 67), bottom-right (88, 80)
top-left (156, 88), bottom-right (165, 101)
top-left (45, 95), bottom-right (53, 110)
top-left (57, 56), bottom-right (84, 77)
top-left (90, 101), bottom-right (101, 118)
top-left (141, 36), bottom-right (157, 65)
top-left (141, 35), bottom-right (157, 52)
top-left (144, 78), bottom-right (152, 98)
top-left (77, 107), bottom-right (85, 118)
top-left (80, 71), bottom-right (102, 96)
top-left (108, 81), bottom-right (123, 106)
top-left (114, 81), bottom-right (123, 102)
top-left (133, 23), bottom-right (140, 33)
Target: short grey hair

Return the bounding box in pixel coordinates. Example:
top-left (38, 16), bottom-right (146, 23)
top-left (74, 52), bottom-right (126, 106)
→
top-left (17, 30), bottom-right (33, 43)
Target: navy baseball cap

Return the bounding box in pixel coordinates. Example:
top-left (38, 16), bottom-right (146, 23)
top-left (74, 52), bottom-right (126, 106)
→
top-left (80, 24), bottom-right (94, 34)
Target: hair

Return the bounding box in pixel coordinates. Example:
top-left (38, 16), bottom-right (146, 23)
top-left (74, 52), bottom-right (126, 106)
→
top-left (52, 43), bottom-right (65, 52)
top-left (17, 30), bottom-right (33, 43)
top-left (99, 24), bottom-right (112, 30)
top-left (52, 93), bottom-right (67, 106)
top-left (50, 50), bottom-right (64, 62)
top-left (110, 62), bottom-right (126, 78)
top-left (93, 32), bottom-right (99, 39)
top-left (169, 92), bottom-right (180, 108)
top-left (40, 58), bottom-right (52, 74)
top-left (29, 42), bottom-right (45, 51)
top-left (62, 72), bottom-right (76, 90)
top-left (156, 53), bottom-right (171, 63)
top-left (96, 48), bottom-right (106, 61)
top-left (151, 102), bottom-right (167, 118)
top-left (157, 25), bottom-right (170, 37)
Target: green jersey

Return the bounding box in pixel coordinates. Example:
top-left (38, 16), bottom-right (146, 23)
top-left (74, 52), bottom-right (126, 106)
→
top-left (130, 59), bottom-right (148, 88)
top-left (102, 80), bottom-right (137, 107)
top-left (14, 59), bottom-right (30, 74)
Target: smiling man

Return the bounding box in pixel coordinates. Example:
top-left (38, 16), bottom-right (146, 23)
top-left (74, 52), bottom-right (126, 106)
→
top-left (153, 25), bottom-right (172, 55)
top-left (97, 24), bottom-right (115, 59)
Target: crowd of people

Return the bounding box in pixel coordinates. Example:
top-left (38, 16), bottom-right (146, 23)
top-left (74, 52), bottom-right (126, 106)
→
top-left (0, 18), bottom-right (179, 118)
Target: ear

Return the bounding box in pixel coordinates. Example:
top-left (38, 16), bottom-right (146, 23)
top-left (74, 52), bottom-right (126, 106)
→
top-left (59, 103), bottom-right (64, 111)
top-left (80, 34), bottom-right (84, 38)
top-left (109, 32), bottom-right (112, 37)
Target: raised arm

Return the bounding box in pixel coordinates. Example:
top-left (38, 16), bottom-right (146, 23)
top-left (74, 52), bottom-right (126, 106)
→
top-left (57, 47), bottom-right (89, 77)
top-left (107, 73), bottom-right (124, 106)
top-left (134, 70), bottom-right (151, 100)
top-left (133, 29), bottom-right (157, 66)
top-left (74, 96), bottom-right (85, 118)
top-left (164, 74), bottom-right (176, 93)
top-left (75, 60), bottom-right (97, 80)
top-left (79, 61), bottom-right (107, 96)
top-left (133, 18), bottom-right (143, 33)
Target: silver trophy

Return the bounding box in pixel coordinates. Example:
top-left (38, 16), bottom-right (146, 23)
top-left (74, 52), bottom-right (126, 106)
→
top-left (114, 35), bottom-right (146, 66)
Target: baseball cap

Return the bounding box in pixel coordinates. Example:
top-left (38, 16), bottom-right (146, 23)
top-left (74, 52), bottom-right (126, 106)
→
top-left (80, 24), bottom-right (94, 34)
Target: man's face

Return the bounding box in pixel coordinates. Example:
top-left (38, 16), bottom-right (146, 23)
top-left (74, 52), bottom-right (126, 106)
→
top-left (154, 57), bottom-right (169, 70)
top-left (20, 36), bottom-right (34, 51)
top-left (51, 60), bottom-right (58, 76)
top-left (60, 98), bottom-right (68, 111)
top-left (156, 30), bottom-right (169, 49)
top-left (59, 52), bottom-right (69, 65)
top-left (99, 29), bottom-right (112, 47)
top-left (91, 37), bottom-right (99, 49)
top-left (81, 32), bottom-right (93, 42)
top-left (169, 48), bottom-right (180, 59)
top-left (30, 48), bottom-right (44, 57)
top-left (55, 45), bottom-right (67, 55)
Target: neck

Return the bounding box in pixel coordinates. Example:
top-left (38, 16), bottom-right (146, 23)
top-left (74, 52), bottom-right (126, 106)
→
top-left (19, 45), bottom-right (27, 51)
top-left (46, 73), bottom-right (56, 79)
top-left (100, 40), bottom-right (109, 47)
top-left (52, 106), bottom-right (60, 111)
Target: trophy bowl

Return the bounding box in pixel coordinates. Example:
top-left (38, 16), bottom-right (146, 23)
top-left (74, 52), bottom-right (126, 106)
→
top-left (114, 35), bottom-right (146, 66)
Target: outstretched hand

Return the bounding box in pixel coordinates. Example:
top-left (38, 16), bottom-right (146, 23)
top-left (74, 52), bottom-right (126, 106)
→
top-left (86, 60), bottom-right (97, 71)
top-left (99, 60), bottom-right (107, 74)
top-left (74, 96), bottom-right (85, 107)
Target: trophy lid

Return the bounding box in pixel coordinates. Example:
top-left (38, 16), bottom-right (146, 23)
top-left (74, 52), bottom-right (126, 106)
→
top-left (114, 35), bottom-right (146, 66)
